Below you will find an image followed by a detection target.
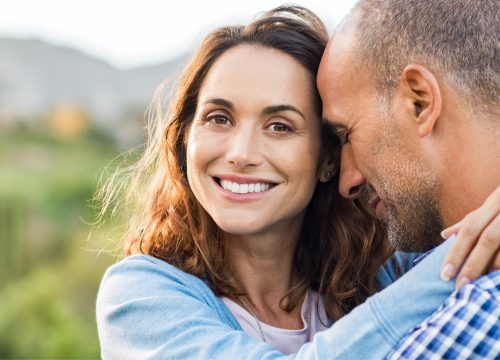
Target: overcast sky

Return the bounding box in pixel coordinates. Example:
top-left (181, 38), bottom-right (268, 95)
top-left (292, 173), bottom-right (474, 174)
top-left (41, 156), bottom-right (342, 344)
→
top-left (0, 0), bottom-right (357, 69)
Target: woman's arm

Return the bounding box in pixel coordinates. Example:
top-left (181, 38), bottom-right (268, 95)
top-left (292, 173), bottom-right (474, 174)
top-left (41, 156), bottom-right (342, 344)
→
top-left (96, 255), bottom-right (287, 359)
top-left (295, 236), bottom-right (457, 359)
top-left (97, 239), bottom-right (457, 359)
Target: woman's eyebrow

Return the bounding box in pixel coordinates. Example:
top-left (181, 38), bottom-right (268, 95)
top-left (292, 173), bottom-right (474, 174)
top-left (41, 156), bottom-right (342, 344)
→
top-left (201, 100), bottom-right (305, 120)
top-left (262, 105), bottom-right (305, 119)
top-left (202, 97), bottom-right (234, 110)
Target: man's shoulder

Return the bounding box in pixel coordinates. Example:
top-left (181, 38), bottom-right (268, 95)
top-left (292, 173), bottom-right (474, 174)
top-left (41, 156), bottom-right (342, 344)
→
top-left (387, 271), bottom-right (500, 359)
top-left (426, 270), bottom-right (500, 323)
top-left (446, 270), bottom-right (500, 314)
top-left (471, 269), bottom-right (500, 293)
top-left (452, 269), bottom-right (500, 303)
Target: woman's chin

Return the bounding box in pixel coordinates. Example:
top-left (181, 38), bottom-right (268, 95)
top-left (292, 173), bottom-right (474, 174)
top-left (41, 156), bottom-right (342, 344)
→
top-left (213, 220), bottom-right (265, 237)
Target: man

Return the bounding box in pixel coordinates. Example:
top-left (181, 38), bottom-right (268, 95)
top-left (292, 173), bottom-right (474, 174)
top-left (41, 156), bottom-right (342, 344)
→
top-left (317, 0), bottom-right (499, 358)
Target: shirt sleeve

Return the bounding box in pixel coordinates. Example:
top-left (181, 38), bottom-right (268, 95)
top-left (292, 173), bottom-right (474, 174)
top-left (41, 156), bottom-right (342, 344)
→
top-left (386, 271), bottom-right (500, 359)
top-left (293, 236), bottom-right (457, 359)
top-left (97, 238), bottom-right (457, 360)
top-left (96, 255), bottom-right (289, 360)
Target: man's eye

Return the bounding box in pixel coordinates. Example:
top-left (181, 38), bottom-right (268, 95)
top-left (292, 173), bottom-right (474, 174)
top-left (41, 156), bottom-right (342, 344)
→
top-left (269, 123), bottom-right (291, 133)
top-left (337, 131), bottom-right (350, 145)
top-left (342, 132), bottom-right (350, 145)
top-left (207, 115), bottom-right (230, 126)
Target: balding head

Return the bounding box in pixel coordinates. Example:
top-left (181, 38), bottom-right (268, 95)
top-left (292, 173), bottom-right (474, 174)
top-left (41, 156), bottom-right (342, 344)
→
top-left (317, 0), bottom-right (500, 251)
top-left (344, 0), bottom-right (499, 116)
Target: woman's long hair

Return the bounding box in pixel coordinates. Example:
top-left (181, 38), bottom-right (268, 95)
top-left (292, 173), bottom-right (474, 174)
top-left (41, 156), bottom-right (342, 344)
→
top-left (96, 6), bottom-right (392, 321)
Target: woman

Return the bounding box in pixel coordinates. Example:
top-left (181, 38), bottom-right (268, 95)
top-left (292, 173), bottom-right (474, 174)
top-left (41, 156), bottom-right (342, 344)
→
top-left (96, 6), bottom-right (499, 359)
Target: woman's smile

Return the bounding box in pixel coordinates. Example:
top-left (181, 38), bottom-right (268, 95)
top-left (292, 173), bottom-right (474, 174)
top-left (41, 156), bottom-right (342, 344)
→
top-left (212, 174), bottom-right (278, 202)
top-left (186, 44), bottom-right (323, 236)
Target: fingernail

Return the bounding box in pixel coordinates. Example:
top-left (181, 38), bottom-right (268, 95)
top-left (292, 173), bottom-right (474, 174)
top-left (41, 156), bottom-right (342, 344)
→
top-left (441, 263), bottom-right (455, 281)
top-left (440, 230), bottom-right (448, 239)
top-left (457, 276), bottom-right (470, 289)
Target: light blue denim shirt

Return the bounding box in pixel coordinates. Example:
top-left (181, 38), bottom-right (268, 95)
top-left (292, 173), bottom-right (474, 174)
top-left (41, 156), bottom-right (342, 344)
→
top-left (96, 237), bottom-right (456, 359)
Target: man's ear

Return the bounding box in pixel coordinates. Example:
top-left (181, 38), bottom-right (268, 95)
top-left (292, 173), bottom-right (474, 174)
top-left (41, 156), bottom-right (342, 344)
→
top-left (398, 64), bottom-right (442, 137)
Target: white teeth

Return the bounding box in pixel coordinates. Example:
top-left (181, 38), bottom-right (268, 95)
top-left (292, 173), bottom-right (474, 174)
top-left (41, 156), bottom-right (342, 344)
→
top-left (219, 180), bottom-right (273, 194)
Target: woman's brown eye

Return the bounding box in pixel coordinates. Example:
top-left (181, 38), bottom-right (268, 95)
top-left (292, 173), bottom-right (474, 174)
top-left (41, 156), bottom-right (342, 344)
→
top-left (207, 115), bottom-right (230, 125)
top-left (270, 123), bottom-right (290, 132)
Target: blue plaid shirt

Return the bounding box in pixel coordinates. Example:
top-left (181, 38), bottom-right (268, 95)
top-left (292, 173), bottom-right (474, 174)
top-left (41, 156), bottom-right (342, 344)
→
top-left (387, 270), bottom-right (500, 359)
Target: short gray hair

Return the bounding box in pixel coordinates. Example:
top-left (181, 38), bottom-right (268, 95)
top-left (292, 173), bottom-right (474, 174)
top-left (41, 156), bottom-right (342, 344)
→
top-left (351, 0), bottom-right (499, 115)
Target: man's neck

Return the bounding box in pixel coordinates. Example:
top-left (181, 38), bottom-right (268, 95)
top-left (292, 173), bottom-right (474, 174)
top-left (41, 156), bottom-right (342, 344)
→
top-left (438, 112), bottom-right (500, 226)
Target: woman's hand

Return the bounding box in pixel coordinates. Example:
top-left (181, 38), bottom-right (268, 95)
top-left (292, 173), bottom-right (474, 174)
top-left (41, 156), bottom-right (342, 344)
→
top-left (440, 186), bottom-right (500, 289)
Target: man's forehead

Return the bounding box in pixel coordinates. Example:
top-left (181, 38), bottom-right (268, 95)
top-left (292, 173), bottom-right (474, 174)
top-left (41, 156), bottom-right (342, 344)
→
top-left (318, 26), bottom-right (360, 91)
top-left (318, 46), bottom-right (359, 123)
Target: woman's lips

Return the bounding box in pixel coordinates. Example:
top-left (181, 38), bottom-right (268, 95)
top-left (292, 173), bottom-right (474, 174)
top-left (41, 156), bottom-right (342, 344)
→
top-left (212, 176), bottom-right (276, 201)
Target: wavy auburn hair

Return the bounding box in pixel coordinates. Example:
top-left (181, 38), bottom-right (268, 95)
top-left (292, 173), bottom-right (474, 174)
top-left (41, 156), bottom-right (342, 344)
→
top-left (97, 5), bottom-right (392, 320)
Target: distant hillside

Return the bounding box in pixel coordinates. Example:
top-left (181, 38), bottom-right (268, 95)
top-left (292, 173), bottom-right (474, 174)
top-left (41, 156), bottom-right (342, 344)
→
top-left (0, 37), bottom-right (188, 139)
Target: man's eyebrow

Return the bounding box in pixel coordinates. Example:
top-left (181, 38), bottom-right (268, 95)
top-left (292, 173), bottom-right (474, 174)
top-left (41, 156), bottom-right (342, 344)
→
top-left (202, 97), bottom-right (234, 110)
top-left (263, 105), bottom-right (305, 119)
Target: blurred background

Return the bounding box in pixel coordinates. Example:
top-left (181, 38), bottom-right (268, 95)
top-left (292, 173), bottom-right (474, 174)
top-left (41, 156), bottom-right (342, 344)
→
top-left (0, 0), bottom-right (355, 358)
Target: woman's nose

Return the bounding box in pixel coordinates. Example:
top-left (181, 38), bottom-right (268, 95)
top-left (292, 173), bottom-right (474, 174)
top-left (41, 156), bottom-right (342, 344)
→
top-left (225, 125), bottom-right (262, 168)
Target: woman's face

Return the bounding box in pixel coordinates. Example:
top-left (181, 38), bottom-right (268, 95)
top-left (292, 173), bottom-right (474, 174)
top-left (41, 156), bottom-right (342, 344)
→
top-left (186, 44), bottom-right (324, 236)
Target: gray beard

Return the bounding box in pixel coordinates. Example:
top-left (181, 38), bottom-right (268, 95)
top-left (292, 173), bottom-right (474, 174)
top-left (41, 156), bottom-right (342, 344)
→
top-left (383, 189), bottom-right (444, 253)
top-left (370, 110), bottom-right (445, 252)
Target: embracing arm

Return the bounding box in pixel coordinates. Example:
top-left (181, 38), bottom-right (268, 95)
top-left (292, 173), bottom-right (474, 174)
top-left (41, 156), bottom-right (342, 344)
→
top-left (96, 239), bottom-right (456, 360)
top-left (294, 236), bottom-right (456, 359)
top-left (97, 191), bottom-right (500, 359)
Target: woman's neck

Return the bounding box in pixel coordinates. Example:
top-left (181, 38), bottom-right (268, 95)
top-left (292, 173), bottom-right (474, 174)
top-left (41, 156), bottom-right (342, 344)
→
top-left (224, 222), bottom-right (305, 329)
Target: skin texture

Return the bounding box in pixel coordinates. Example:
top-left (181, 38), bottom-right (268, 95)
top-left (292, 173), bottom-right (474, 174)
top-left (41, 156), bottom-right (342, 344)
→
top-left (317, 12), bottom-right (500, 285)
top-left (186, 44), bottom-right (329, 328)
top-left (317, 26), bottom-right (442, 252)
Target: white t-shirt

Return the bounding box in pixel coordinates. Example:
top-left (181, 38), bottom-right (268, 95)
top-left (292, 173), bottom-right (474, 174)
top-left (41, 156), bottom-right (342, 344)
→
top-left (222, 289), bottom-right (331, 355)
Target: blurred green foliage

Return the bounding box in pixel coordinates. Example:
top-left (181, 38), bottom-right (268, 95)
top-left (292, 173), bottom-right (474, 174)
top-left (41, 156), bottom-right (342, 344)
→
top-left (0, 125), bottom-right (125, 358)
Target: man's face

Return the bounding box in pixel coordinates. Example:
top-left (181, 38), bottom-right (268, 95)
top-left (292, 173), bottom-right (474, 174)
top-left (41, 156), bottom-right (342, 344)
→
top-left (317, 29), bottom-right (443, 252)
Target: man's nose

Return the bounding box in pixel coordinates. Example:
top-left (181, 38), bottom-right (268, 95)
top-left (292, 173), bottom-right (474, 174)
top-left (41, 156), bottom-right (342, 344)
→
top-left (339, 147), bottom-right (366, 199)
top-left (225, 125), bottom-right (262, 168)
